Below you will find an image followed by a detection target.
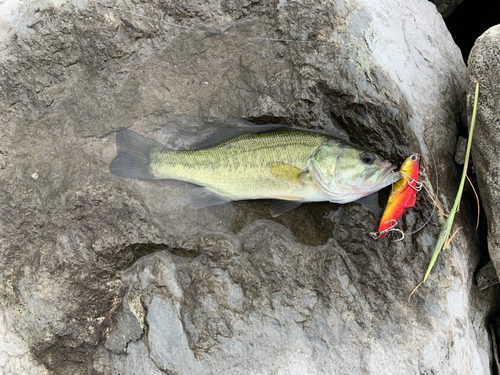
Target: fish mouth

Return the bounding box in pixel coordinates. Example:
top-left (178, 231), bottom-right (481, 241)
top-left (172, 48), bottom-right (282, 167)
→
top-left (375, 163), bottom-right (400, 186)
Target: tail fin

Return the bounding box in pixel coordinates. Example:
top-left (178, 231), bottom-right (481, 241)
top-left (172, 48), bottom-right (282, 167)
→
top-left (110, 128), bottom-right (164, 179)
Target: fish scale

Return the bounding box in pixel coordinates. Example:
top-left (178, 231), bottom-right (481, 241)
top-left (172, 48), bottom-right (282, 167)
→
top-left (150, 130), bottom-right (329, 200)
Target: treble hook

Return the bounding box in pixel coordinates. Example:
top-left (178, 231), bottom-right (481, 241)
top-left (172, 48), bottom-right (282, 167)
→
top-left (386, 228), bottom-right (405, 242)
top-left (369, 219), bottom-right (397, 239)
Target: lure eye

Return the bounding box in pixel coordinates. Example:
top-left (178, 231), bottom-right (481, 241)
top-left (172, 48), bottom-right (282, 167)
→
top-left (410, 154), bottom-right (418, 161)
top-left (361, 153), bottom-right (375, 165)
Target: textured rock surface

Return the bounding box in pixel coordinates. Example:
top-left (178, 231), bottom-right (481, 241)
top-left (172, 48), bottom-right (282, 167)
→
top-left (0, 0), bottom-right (495, 374)
top-left (468, 25), bottom-right (500, 282)
top-left (428, 0), bottom-right (464, 18)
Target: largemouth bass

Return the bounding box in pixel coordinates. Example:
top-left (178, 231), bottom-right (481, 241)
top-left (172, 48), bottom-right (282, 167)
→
top-left (110, 128), bottom-right (400, 215)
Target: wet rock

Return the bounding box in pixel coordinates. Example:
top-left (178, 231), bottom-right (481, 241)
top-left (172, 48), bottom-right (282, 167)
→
top-left (468, 24), bottom-right (500, 281)
top-left (0, 0), bottom-right (494, 373)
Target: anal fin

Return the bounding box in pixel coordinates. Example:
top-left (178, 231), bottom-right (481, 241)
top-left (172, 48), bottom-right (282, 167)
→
top-left (270, 200), bottom-right (303, 217)
top-left (187, 187), bottom-right (232, 208)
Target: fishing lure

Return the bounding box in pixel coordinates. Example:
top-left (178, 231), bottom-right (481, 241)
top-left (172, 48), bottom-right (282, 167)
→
top-left (370, 153), bottom-right (421, 239)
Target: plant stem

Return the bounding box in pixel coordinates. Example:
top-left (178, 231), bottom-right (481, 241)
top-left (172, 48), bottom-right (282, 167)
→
top-left (409, 82), bottom-right (479, 299)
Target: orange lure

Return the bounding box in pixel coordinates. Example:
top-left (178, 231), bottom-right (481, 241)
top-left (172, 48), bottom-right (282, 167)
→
top-left (371, 153), bottom-right (421, 239)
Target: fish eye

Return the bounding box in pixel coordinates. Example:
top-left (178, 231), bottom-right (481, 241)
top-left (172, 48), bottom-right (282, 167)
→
top-left (360, 153), bottom-right (375, 165)
top-left (410, 154), bottom-right (418, 161)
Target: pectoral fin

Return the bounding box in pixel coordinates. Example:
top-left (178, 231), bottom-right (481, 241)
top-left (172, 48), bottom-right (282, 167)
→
top-left (355, 193), bottom-right (382, 217)
top-left (267, 162), bottom-right (306, 184)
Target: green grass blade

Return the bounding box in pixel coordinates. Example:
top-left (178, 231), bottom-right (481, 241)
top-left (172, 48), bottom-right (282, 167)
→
top-left (410, 82), bottom-right (479, 299)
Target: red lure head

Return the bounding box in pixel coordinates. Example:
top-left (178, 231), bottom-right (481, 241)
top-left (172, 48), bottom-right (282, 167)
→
top-left (400, 153), bottom-right (420, 189)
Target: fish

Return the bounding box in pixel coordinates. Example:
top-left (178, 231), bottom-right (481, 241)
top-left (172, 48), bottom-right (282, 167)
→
top-left (370, 153), bottom-right (421, 238)
top-left (110, 127), bottom-right (400, 216)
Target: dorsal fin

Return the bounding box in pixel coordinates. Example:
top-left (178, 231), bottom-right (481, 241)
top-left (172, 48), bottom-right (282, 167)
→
top-left (190, 120), bottom-right (288, 149)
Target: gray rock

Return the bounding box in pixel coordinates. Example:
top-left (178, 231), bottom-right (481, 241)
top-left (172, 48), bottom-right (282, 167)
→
top-left (147, 296), bottom-right (205, 374)
top-left (97, 223), bottom-right (493, 374)
top-left (104, 298), bottom-right (143, 354)
top-left (454, 136), bottom-right (467, 165)
top-left (0, 310), bottom-right (49, 374)
top-left (468, 24), bottom-right (500, 282)
top-left (428, 0), bottom-right (464, 18)
top-left (94, 339), bottom-right (164, 375)
top-left (0, 0), bottom-right (494, 374)
top-left (476, 261), bottom-right (500, 290)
